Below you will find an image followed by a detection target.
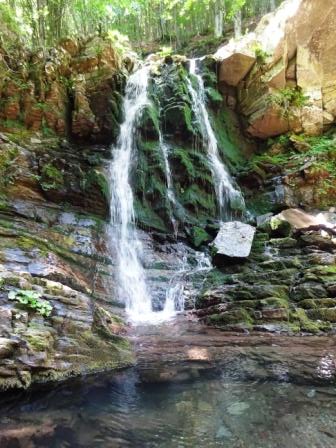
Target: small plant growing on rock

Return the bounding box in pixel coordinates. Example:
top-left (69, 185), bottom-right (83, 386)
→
top-left (8, 290), bottom-right (53, 317)
top-left (269, 87), bottom-right (309, 118)
top-left (253, 44), bottom-right (269, 65)
top-left (40, 163), bottom-right (64, 191)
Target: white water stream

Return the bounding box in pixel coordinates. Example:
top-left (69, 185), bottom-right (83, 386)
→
top-left (109, 65), bottom-right (211, 323)
top-left (188, 59), bottom-right (245, 220)
top-left (159, 132), bottom-right (179, 235)
top-left (109, 66), bottom-right (153, 322)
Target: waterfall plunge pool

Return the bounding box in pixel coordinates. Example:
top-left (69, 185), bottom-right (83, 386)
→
top-left (1, 320), bottom-right (336, 448)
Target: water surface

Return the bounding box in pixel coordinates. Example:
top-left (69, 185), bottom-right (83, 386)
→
top-left (1, 322), bottom-right (336, 448)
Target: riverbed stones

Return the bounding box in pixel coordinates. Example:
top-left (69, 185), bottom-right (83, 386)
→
top-left (197, 221), bottom-right (336, 334)
top-left (211, 221), bottom-right (256, 265)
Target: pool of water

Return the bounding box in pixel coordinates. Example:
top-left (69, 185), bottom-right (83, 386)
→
top-left (1, 362), bottom-right (336, 447)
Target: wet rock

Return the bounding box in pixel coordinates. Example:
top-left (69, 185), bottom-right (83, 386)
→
top-left (211, 221), bottom-right (256, 265)
top-left (227, 401), bottom-right (250, 416)
top-left (262, 308), bottom-right (289, 321)
top-left (0, 339), bottom-right (18, 359)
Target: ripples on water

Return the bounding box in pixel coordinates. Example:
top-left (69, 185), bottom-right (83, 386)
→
top-left (1, 366), bottom-right (336, 448)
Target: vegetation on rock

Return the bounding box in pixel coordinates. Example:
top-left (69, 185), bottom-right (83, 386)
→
top-left (8, 289), bottom-right (53, 317)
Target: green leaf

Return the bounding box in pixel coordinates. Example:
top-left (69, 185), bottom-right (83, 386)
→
top-left (8, 291), bottom-right (17, 300)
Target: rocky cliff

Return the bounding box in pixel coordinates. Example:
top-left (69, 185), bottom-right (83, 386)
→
top-left (0, 35), bottom-right (131, 143)
top-left (0, 131), bottom-right (135, 391)
top-left (0, 33), bottom-right (137, 391)
top-left (217, 0), bottom-right (336, 139)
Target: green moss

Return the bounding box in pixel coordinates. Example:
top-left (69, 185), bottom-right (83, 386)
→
top-left (40, 163), bottom-right (64, 191)
top-left (247, 194), bottom-right (274, 216)
top-left (290, 308), bottom-right (323, 334)
top-left (180, 184), bottom-right (216, 215)
top-left (83, 169), bottom-right (109, 199)
top-left (140, 103), bottom-right (160, 137)
top-left (203, 269), bottom-right (235, 290)
top-left (260, 297), bottom-right (289, 309)
top-left (134, 198), bottom-right (167, 232)
top-left (183, 103), bottom-right (193, 133)
top-left (0, 144), bottom-right (19, 190)
top-left (206, 87), bottom-right (223, 105)
top-left (210, 107), bottom-right (247, 170)
top-left (230, 300), bottom-right (260, 310)
top-left (189, 226), bottom-right (211, 248)
top-left (17, 236), bottom-right (49, 256)
top-left (299, 299), bottom-right (318, 310)
top-left (207, 309), bottom-right (253, 326)
top-left (25, 330), bottom-right (52, 352)
top-left (307, 308), bottom-right (336, 323)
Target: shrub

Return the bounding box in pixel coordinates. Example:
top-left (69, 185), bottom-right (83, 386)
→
top-left (269, 87), bottom-right (309, 118)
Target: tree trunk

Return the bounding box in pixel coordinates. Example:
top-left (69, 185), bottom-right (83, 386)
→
top-left (234, 9), bottom-right (242, 39)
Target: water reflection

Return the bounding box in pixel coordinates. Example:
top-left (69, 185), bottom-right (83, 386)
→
top-left (1, 365), bottom-right (336, 448)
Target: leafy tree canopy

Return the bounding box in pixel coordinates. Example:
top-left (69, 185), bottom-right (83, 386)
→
top-left (0, 0), bottom-right (283, 50)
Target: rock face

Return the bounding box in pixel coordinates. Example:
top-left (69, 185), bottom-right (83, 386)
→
top-left (132, 57), bottom-right (251, 234)
top-left (0, 270), bottom-right (133, 391)
top-left (216, 0), bottom-right (336, 138)
top-left (238, 132), bottom-right (336, 214)
top-left (0, 35), bottom-right (130, 143)
top-left (277, 208), bottom-right (336, 231)
top-left (212, 222), bottom-right (256, 264)
top-left (196, 220), bottom-right (336, 334)
top-left (0, 134), bottom-right (134, 392)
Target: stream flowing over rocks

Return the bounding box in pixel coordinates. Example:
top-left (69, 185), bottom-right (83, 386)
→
top-left (0, 3), bottom-right (335, 443)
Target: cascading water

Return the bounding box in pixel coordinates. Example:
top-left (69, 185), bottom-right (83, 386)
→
top-left (109, 62), bottom-right (215, 323)
top-left (158, 132), bottom-right (179, 235)
top-left (163, 248), bottom-right (212, 315)
top-left (109, 66), bottom-right (154, 322)
top-left (187, 59), bottom-right (245, 220)
top-left (109, 65), bottom-right (196, 323)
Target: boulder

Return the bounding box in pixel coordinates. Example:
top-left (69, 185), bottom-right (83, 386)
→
top-left (257, 213), bottom-right (292, 237)
top-left (218, 51), bottom-right (256, 87)
top-left (211, 221), bottom-right (256, 265)
top-left (278, 208), bottom-right (334, 230)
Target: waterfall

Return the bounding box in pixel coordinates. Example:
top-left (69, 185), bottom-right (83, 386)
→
top-left (109, 66), bottom-right (154, 322)
top-left (109, 65), bottom-right (189, 323)
top-left (108, 63), bottom-right (219, 323)
top-left (187, 59), bottom-right (245, 220)
top-left (163, 245), bottom-right (212, 315)
top-left (159, 132), bottom-right (178, 235)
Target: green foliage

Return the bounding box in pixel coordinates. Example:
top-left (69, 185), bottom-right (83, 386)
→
top-left (0, 0), bottom-right (285, 50)
top-left (158, 46), bottom-right (173, 58)
top-left (190, 226), bottom-right (211, 248)
top-left (247, 132), bottom-right (336, 209)
top-left (0, 119), bottom-right (25, 130)
top-left (269, 87), bottom-right (309, 117)
top-left (0, 144), bottom-right (19, 189)
top-left (253, 44), bottom-right (269, 65)
top-left (83, 169), bottom-right (109, 199)
top-left (8, 289), bottom-right (53, 317)
top-left (40, 163), bottom-right (64, 191)
top-left (35, 102), bottom-right (50, 111)
top-left (206, 87), bottom-right (223, 104)
top-left (41, 124), bottom-right (56, 138)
